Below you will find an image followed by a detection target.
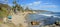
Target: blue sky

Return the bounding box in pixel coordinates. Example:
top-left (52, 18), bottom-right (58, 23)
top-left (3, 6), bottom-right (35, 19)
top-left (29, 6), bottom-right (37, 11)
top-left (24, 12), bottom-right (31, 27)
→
top-left (0, 0), bottom-right (60, 12)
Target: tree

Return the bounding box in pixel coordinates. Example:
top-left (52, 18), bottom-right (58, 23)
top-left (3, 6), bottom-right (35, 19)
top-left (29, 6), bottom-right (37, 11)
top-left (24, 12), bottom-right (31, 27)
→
top-left (13, 0), bottom-right (17, 5)
top-left (25, 7), bottom-right (30, 11)
top-left (16, 4), bottom-right (24, 12)
top-left (12, 0), bottom-right (24, 12)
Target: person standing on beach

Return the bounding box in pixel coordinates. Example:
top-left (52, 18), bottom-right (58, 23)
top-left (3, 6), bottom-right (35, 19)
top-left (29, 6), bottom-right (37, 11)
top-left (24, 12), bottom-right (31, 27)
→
top-left (3, 17), bottom-right (7, 24)
top-left (7, 15), bottom-right (12, 23)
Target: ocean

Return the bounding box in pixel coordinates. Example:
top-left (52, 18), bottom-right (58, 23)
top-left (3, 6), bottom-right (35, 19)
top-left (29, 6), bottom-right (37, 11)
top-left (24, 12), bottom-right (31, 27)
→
top-left (26, 12), bottom-right (60, 25)
top-left (52, 12), bottom-right (60, 16)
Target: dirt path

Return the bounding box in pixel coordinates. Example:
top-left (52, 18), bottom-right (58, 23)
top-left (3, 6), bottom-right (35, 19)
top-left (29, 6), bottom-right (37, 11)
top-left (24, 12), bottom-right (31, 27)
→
top-left (0, 24), bottom-right (9, 27)
top-left (0, 12), bottom-right (30, 27)
top-left (0, 23), bottom-right (16, 27)
top-left (12, 12), bottom-right (28, 27)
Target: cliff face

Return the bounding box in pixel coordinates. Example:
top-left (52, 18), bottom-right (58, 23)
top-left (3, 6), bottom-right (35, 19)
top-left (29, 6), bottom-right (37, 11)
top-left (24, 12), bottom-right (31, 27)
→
top-left (0, 3), bottom-right (11, 18)
top-left (32, 10), bottom-right (53, 14)
top-left (0, 3), bottom-right (11, 10)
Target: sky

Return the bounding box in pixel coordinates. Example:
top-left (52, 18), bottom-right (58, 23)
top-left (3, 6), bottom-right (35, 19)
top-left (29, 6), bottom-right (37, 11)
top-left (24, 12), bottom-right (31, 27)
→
top-left (0, 0), bottom-right (60, 12)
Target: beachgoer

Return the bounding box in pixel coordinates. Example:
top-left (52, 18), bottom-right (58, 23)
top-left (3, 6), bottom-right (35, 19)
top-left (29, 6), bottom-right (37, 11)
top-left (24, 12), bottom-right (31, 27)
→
top-left (7, 15), bottom-right (12, 23)
top-left (3, 17), bottom-right (7, 24)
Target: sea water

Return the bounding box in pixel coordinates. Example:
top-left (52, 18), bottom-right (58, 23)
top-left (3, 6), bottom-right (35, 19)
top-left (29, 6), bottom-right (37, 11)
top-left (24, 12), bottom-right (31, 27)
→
top-left (26, 12), bottom-right (60, 27)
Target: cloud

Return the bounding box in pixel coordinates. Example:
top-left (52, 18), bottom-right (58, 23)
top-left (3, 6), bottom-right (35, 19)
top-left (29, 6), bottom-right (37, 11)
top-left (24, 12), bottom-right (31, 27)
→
top-left (8, 4), bottom-right (13, 6)
top-left (0, 0), bottom-right (4, 1)
top-left (27, 2), bottom-right (57, 9)
top-left (0, 0), bottom-right (8, 2)
top-left (23, 1), bottom-right (58, 11)
top-left (33, 1), bottom-right (41, 5)
top-left (0, 0), bottom-right (9, 4)
top-left (29, 3), bottom-right (32, 5)
top-left (28, 1), bottom-right (41, 6)
top-left (40, 5), bottom-right (58, 8)
top-left (43, 3), bottom-right (49, 4)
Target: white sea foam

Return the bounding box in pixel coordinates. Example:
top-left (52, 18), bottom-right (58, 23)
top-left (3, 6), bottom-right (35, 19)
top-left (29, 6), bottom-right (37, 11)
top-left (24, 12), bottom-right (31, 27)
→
top-left (38, 14), bottom-right (60, 18)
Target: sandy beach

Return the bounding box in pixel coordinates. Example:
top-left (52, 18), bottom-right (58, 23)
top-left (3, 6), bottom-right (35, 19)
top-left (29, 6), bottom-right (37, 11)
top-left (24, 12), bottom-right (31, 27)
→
top-left (0, 12), bottom-right (60, 27)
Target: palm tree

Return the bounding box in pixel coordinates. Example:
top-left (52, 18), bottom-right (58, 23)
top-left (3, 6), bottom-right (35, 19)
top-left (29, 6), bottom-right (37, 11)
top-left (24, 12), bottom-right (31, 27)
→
top-left (25, 6), bottom-right (30, 11)
top-left (12, 0), bottom-right (17, 13)
top-left (13, 0), bottom-right (24, 13)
